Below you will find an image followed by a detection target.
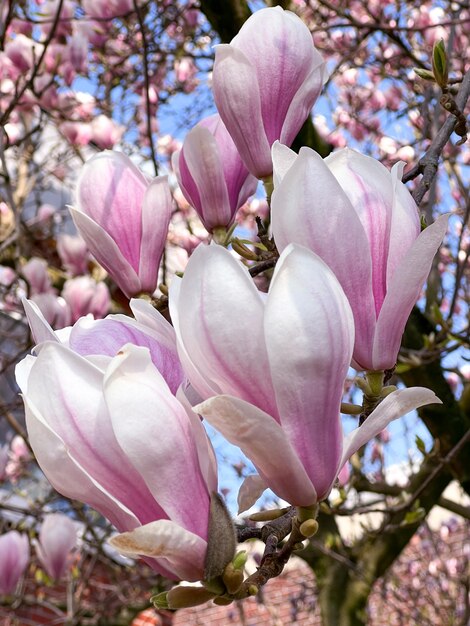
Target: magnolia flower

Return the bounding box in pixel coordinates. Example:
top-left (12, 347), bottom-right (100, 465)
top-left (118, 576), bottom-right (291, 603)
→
top-left (71, 151), bottom-right (172, 298)
top-left (0, 531), bottom-right (29, 595)
top-left (36, 513), bottom-right (78, 580)
top-left (17, 297), bottom-right (213, 580)
top-left (170, 244), bottom-right (440, 509)
top-left (172, 114), bottom-right (258, 232)
top-left (212, 7), bottom-right (326, 178)
top-left (271, 144), bottom-right (449, 371)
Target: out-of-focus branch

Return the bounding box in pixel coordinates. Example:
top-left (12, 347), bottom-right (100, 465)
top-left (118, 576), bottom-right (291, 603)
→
top-left (403, 69), bottom-right (470, 204)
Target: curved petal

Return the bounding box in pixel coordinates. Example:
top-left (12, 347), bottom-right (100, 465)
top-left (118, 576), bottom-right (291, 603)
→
top-left (271, 141), bottom-right (299, 187)
top-left (176, 384), bottom-right (218, 494)
top-left (182, 125), bottom-right (232, 228)
top-left (372, 214), bottom-right (449, 370)
top-left (70, 208), bottom-right (141, 297)
top-left (138, 176), bottom-right (172, 292)
top-left (104, 344), bottom-right (210, 538)
top-left (265, 245), bottom-right (354, 498)
top-left (271, 148), bottom-right (375, 368)
top-left (340, 387), bottom-right (441, 469)
top-left (19, 343), bottom-right (163, 525)
top-left (196, 395), bottom-right (317, 507)
top-left (23, 298), bottom-right (59, 345)
top-left (237, 474), bottom-right (267, 514)
top-left (109, 520), bottom-right (207, 582)
top-left (169, 276), bottom-right (222, 400)
top-left (213, 45), bottom-right (271, 177)
top-left (386, 162), bottom-right (421, 282)
top-left (75, 151), bottom-right (146, 272)
top-left (19, 388), bottom-right (139, 532)
top-left (280, 50), bottom-right (326, 147)
top-left (172, 244), bottom-right (279, 418)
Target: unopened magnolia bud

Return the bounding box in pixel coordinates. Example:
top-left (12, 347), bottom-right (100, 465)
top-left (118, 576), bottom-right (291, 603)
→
top-left (249, 507), bottom-right (288, 522)
top-left (340, 402), bottom-right (362, 415)
top-left (151, 591), bottom-right (169, 610)
top-left (232, 550), bottom-right (248, 570)
top-left (432, 39), bottom-right (448, 88)
top-left (248, 584), bottom-right (259, 596)
top-left (166, 586), bottom-right (216, 609)
top-left (231, 239), bottom-right (258, 261)
top-left (299, 519), bottom-right (319, 538)
top-left (223, 563), bottom-right (244, 594)
top-left (413, 68), bottom-right (436, 81)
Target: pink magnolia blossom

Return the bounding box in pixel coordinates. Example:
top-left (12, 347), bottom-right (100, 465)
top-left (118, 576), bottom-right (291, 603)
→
top-left (0, 531), bottom-right (29, 594)
top-left (16, 334), bottom-right (215, 580)
top-left (91, 115), bottom-right (124, 149)
top-left (172, 114), bottom-right (258, 232)
top-left (61, 276), bottom-right (111, 322)
top-left (170, 244), bottom-right (440, 509)
top-left (57, 233), bottom-right (89, 276)
top-left (212, 6), bottom-right (326, 178)
top-left (36, 514), bottom-right (78, 580)
top-left (271, 143), bottom-right (449, 371)
top-left (71, 152), bottom-right (172, 298)
top-left (21, 258), bottom-right (52, 295)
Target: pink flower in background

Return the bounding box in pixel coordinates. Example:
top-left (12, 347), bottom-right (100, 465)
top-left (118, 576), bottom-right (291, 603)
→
top-left (212, 6), bottom-right (326, 178)
top-left (71, 152), bottom-right (172, 298)
top-left (0, 531), bottom-right (29, 595)
top-left (91, 115), bottom-right (124, 149)
top-left (57, 234), bottom-right (89, 276)
top-left (173, 114), bottom-right (258, 232)
top-left (271, 143), bottom-right (449, 370)
top-left (21, 258), bottom-right (52, 295)
top-left (35, 514), bottom-right (78, 581)
top-left (62, 276), bottom-right (111, 322)
top-left (171, 244), bottom-right (440, 509)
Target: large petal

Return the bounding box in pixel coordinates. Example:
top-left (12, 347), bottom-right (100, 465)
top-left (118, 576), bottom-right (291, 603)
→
top-left (169, 277), bottom-right (222, 400)
top-left (103, 344), bottom-right (210, 538)
top-left (340, 387), bottom-right (441, 468)
top-left (265, 245), bottom-right (354, 499)
top-left (372, 214), bottom-right (449, 370)
top-left (109, 520), bottom-right (207, 582)
top-left (138, 176), bottom-right (172, 292)
top-left (271, 147), bottom-right (375, 369)
top-left (326, 148), bottom-right (393, 315)
top-left (172, 244), bottom-right (279, 418)
top-left (213, 45), bottom-right (272, 177)
top-left (18, 343), bottom-right (163, 525)
top-left (17, 376), bottom-right (139, 532)
top-left (386, 162), bottom-right (421, 282)
top-left (70, 208), bottom-right (141, 297)
top-left (196, 395), bottom-right (317, 507)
